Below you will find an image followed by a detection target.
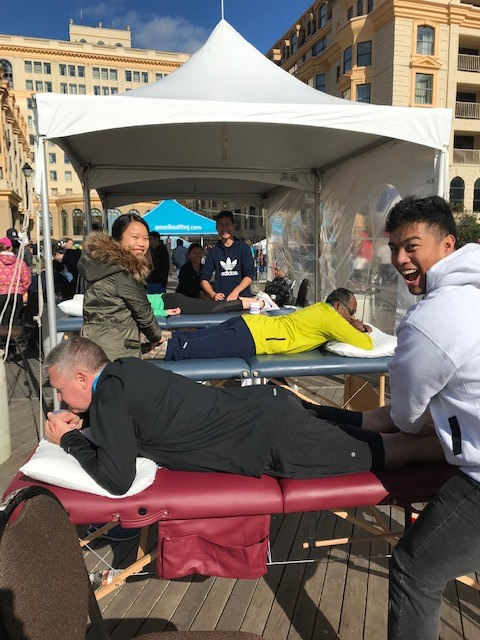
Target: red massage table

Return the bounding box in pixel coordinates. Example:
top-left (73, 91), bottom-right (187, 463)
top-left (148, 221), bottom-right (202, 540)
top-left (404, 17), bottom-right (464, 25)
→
top-left (4, 462), bottom-right (461, 599)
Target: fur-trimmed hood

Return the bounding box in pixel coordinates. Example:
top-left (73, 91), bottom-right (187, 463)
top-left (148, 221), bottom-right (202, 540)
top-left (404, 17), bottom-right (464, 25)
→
top-left (78, 232), bottom-right (151, 283)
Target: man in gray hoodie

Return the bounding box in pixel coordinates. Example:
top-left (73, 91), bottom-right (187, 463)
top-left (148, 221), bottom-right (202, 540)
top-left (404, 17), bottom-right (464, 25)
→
top-left (384, 196), bottom-right (480, 640)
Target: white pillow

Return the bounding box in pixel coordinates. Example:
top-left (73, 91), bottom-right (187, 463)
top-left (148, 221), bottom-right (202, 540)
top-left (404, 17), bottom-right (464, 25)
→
top-left (324, 325), bottom-right (397, 358)
top-left (58, 294), bottom-right (84, 317)
top-left (20, 438), bottom-right (158, 498)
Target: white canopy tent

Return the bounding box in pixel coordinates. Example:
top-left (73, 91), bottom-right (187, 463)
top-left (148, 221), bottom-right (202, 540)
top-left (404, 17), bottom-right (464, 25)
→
top-left (34, 19), bottom-right (452, 347)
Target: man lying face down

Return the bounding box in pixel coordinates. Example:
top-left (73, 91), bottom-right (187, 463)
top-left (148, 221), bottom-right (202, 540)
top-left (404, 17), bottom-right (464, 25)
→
top-left (44, 337), bottom-right (443, 496)
top-left (160, 287), bottom-right (373, 362)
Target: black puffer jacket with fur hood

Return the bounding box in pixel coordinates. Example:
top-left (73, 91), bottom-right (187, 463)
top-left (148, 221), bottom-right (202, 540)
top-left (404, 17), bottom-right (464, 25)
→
top-left (78, 233), bottom-right (163, 361)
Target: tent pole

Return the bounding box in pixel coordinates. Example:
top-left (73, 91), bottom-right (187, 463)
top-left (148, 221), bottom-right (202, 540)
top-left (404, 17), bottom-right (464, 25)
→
top-left (435, 148), bottom-right (448, 199)
top-left (83, 170), bottom-right (92, 235)
top-left (39, 136), bottom-right (60, 405)
top-left (314, 174), bottom-right (320, 302)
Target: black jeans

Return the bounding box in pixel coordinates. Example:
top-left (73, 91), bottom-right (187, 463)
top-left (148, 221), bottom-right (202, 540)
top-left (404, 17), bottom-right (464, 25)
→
top-left (389, 471), bottom-right (480, 639)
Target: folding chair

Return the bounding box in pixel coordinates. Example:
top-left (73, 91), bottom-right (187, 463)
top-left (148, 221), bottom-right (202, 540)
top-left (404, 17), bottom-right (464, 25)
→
top-left (294, 278), bottom-right (309, 307)
top-left (0, 486), bottom-right (263, 640)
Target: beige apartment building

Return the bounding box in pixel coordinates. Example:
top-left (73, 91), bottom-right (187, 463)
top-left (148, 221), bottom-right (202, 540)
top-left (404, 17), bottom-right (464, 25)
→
top-left (267, 0), bottom-right (480, 213)
top-left (0, 21), bottom-right (190, 240)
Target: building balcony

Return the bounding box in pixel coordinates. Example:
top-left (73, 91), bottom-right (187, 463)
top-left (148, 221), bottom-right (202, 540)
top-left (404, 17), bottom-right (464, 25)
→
top-left (453, 148), bottom-right (480, 164)
top-left (455, 101), bottom-right (480, 119)
top-left (458, 54), bottom-right (480, 73)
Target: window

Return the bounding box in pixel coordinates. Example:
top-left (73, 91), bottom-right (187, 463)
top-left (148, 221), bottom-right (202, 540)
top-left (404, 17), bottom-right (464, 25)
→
top-left (93, 86), bottom-right (101, 95)
top-left (367, 0), bottom-right (374, 11)
top-left (110, 69), bottom-right (117, 80)
top-left (415, 73), bottom-right (433, 104)
top-left (64, 154), bottom-right (71, 164)
top-left (450, 177), bottom-right (465, 210)
top-left (68, 65), bottom-right (76, 77)
top-left (125, 70), bottom-right (132, 82)
top-left (27, 98), bottom-right (34, 108)
top-left (155, 72), bottom-right (164, 81)
top-left (43, 62), bottom-right (51, 74)
top-left (312, 37), bottom-right (327, 56)
top-left (101, 67), bottom-right (108, 80)
top-left (107, 208), bottom-right (121, 232)
top-left (78, 66), bottom-right (85, 77)
top-left (66, 188), bottom-right (73, 195)
top-left (0, 59), bottom-right (13, 87)
top-left (73, 209), bottom-right (85, 236)
top-left (61, 210), bottom-right (68, 236)
top-left (102, 86), bottom-right (109, 95)
top-left (357, 41), bottom-right (372, 66)
top-left (78, 84), bottom-right (86, 94)
top-left (60, 83), bottom-right (67, 94)
top-left (48, 153), bottom-right (56, 164)
top-left (49, 170), bottom-right (57, 181)
top-left (65, 171), bottom-right (72, 182)
top-left (69, 84), bottom-right (77, 94)
top-left (347, 6), bottom-right (353, 19)
top-left (35, 80), bottom-right (43, 91)
top-left (115, 43), bottom-right (123, 47)
top-left (29, 134), bottom-right (35, 146)
top-left (97, 41), bottom-right (105, 45)
top-left (356, 83), bottom-right (371, 102)
top-left (92, 67), bottom-right (100, 79)
top-left (141, 71), bottom-right (149, 83)
top-left (111, 87), bottom-right (118, 94)
top-left (343, 47), bottom-right (352, 73)
top-left (474, 178), bottom-right (480, 212)
top-left (26, 79), bottom-right (33, 91)
top-left (291, 32), bottom-right (298, 54)
top-left (319, 3), bottom-right (327, 28)
top-left (34, 61), bottom-right (42, 74)
top-left (24, 60), bottom-right (32, 73)
top-left (315, 73), bottom-right (326, 92)
top-left (133, 71), bottom-right (140, 82)
top-left (59, 64), bottom-right (67, 76)
top-left (28, 115), bottom-right (33, 128)
top-left (417, 26), bottom-right (434, 56)
top-left (51, 188), bottom-right (58, 196)
top-left (128, 209), bottom-right (139, 215)
top-left (357, 0), bottom-right (363, 15)
top-left (45, 82), bottom-right (52, 92)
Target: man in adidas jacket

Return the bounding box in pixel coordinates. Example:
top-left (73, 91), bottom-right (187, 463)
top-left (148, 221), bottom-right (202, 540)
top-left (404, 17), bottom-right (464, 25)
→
top-left (200, 211), bottom-right (255, 300)
top-left (383, 195), bottom-right (480, 640)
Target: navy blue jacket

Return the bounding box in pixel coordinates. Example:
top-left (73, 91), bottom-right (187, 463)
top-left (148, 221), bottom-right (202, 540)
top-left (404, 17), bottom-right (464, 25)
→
top-left (200, 238), bottom-right (255, 297)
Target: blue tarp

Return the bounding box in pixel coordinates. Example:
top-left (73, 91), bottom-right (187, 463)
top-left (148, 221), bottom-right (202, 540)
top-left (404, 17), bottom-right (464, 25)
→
top-left (143, 200), bottom-right (217, 236)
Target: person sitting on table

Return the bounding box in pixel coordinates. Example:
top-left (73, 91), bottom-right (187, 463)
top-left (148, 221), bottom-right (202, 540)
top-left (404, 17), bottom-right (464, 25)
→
top-left (44, 336), bottom-right (444, 496)
top-left (263, 266), bottom-right (293, 307)
top-left (160, 287), bottom-right (372, 361)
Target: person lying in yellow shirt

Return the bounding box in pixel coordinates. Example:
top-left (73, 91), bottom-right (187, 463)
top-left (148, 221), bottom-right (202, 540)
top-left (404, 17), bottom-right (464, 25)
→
top-left (160, 287), bottom-right (372, 361)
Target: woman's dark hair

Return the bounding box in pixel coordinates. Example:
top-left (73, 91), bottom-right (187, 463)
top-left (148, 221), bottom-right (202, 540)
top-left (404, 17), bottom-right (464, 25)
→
top-left (111, 213), bottom-right (149, 241)
top-left (385, 196), bottom-right (458, 242)
top-left (188, 242), bottom-right (203, 255)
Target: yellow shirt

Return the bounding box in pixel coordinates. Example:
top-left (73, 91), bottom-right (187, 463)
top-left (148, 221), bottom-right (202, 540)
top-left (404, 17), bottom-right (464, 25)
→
top-left (242, 302), bottom-right (373, 355)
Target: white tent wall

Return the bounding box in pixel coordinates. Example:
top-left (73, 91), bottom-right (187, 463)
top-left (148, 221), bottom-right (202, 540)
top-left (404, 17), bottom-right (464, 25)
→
top-left (318, 140), bottom-right (441, 332)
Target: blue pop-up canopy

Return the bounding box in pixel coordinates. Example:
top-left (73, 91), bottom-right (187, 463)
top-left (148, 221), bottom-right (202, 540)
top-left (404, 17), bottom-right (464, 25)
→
top-left (143, 200), bottom-right (217, 236)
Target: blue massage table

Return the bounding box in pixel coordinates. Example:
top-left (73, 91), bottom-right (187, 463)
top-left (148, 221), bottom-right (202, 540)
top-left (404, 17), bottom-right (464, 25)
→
top-left (55, 307), bottom-right (293, 333)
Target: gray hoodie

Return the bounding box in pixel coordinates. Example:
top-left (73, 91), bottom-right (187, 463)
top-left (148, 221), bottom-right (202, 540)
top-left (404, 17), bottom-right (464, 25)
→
top-left (389, 243), bottom-right (480, 481)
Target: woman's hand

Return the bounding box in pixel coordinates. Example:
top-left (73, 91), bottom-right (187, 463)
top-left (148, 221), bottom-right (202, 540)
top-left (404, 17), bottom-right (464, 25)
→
top-left (166, 307), bottom-right (181, 316)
